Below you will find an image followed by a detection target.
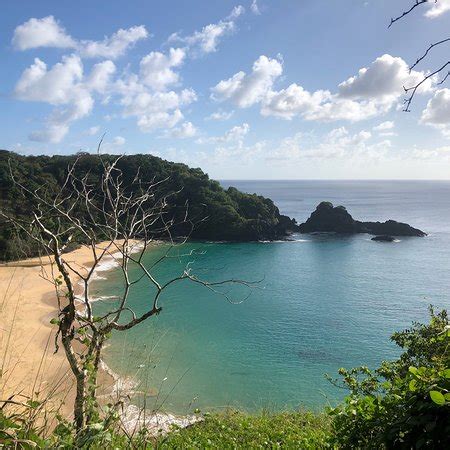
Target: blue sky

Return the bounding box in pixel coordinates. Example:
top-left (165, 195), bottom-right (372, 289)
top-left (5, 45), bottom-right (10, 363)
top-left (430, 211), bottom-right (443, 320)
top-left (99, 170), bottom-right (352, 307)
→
top-left (2, 0), bottom-right (450, 179)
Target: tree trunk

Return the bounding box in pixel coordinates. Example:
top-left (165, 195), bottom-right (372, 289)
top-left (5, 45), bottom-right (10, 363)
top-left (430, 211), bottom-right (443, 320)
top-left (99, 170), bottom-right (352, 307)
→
top-left (74, 371), bottom-right (86, 431)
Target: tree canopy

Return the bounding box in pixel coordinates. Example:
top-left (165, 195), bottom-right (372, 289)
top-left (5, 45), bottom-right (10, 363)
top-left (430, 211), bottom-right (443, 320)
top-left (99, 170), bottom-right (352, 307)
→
top-left (0, 150), bottom-right (297, 261)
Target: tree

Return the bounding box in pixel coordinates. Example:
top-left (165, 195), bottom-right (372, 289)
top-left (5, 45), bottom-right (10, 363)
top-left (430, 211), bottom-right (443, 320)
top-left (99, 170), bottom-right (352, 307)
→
top-left (0, 152), bottom-right (255, 434)
top-left (390, 0), bottom-right (450, 111)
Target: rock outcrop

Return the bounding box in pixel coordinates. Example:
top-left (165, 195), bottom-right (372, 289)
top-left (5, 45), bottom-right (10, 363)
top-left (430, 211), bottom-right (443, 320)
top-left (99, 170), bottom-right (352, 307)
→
top-left (299, 202), bottom-right (426, 237)
top-left (371, 235), bottom-right (395, 242)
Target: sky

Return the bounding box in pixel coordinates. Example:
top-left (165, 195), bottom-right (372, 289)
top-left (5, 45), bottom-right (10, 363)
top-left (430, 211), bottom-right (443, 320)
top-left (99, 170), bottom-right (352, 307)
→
top-left (1, 0), bottom-right (450, 179)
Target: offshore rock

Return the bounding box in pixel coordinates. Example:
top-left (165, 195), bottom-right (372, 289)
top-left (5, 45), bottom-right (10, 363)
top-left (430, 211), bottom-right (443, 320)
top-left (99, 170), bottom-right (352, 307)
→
top-left (299, 202), bottom-right (426, 237)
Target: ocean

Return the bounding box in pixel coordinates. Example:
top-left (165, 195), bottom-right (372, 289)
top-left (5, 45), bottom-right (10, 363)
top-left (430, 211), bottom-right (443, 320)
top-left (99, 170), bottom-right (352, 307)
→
top-left (91, 180), bottom-right (450, 414)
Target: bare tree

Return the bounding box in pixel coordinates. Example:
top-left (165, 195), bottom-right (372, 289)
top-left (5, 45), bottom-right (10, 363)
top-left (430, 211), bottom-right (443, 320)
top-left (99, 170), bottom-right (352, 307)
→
top-left (390, 0), bottom-right (450, 110)
top-left (0, 152), bottom-right (255, 433)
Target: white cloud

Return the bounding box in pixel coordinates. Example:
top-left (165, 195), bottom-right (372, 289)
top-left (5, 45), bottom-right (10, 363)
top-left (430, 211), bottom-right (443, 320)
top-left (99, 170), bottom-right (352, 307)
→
top-left (425, 0), bottom-right (450, 18)
top-left (262, 84), bottom-right (330, 119)
top-left (228, 5), bottom-right (246, 19)
top-left (117, 81), bottom-right (196, 132)
top-left (198, 122), bottom-right (250, 144)
top-left (268, 127), bottom-right (387, 161)
top-left (267, 54), bottom-right (433, 122)
top-left (338, 54), bottom-right (432, 101)
top-left (411, 145), bottom-right (450, 160)
top-left (373, 121), bottom-right (394, 131)
top-left (15, 54), bottom-right (84, 104)
top-left (14, 55), bottom-right (116, 143)
top-left (109, 45), bottom-right (196, 132)
top-left (28, 94), bottom-right (94, 143)
top-left (79, 25), bottom-right (148, 59)
top-left (168, 121), bottom-right (198, 138)
top-left (205, 109), bottom-right (234, 121)
top-left (215, 54), bottom-right (434, 123)
top-left (12, 16), bottom-right (76, 50)
top-left (85, 126), bottom-right (100, 135)
top-left (251, 0), bottom-right (261, 15)
top-left (135, 109), bottom-right (184, 132)
top-left (29, 124), bottom-right (70, 143)
top-left (168, 6), bottom-right (244, 55)
top-left (211, 55), bottom-right (283, 107)
top-left (139, 48), bottom-right (185, 91)
top-left (421, 88), bottom-right (450, 137)
top-left (13, 16), bottom-right (148, 59)
top-left (85, 60), bottom-right (116, 93)
top-left (421, 88), bottom-right (450, 125)
top-left (222, 122), bottom-right (250, 141)
top-left (112, 135), bottom-right (126, 146)
top-left (304, 97), bottom-right (388, 122)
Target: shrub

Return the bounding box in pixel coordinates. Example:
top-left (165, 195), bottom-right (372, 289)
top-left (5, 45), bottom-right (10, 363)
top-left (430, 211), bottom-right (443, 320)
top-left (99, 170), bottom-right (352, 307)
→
top-left (327, 308), bottom-right (450, 449)
top-left (157, 410), bottom-right (331, 449)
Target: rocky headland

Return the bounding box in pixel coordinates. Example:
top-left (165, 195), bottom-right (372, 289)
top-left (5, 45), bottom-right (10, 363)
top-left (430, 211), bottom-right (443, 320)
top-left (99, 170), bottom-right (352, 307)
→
top-left (298, 202), bottom-right (426, 237)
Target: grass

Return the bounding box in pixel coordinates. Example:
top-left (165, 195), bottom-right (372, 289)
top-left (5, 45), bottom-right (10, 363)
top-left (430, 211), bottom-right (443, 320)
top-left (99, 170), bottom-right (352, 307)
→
top-left (156, 410), bottom-right (331, 449)
top-left (1, 407), bottom-right (332, 449)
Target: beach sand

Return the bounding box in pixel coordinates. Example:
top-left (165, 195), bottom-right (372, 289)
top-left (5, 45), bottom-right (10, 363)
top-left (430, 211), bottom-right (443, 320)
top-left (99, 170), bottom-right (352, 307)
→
top-left (0, 242), bottom-right (129, 418)
top-left (0, 240), bottom-right (201, 434)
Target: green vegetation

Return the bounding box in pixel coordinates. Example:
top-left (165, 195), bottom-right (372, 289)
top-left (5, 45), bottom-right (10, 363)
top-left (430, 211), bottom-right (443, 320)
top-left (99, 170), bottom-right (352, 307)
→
top-left (0, 150), bottom-right (297, 261)
top-left (327, 307), bottom-right (450, 449)
top-left (160, 411), bottom-right (330, 449)
top-left (1, 308), bottom-right (448, 448)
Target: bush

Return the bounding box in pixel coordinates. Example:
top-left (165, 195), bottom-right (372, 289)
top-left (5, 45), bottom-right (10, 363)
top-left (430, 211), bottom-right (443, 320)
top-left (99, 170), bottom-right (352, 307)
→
top-left (327, 308), bottom-right (450, 449)
top-left (158, 410), bottom-right (331, 449)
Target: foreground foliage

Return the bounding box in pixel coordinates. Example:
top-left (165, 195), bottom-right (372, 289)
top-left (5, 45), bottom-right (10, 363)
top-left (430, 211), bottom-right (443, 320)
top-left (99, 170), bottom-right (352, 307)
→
top-left (328, 307), bottom-right (450, 449)
top-left (0, 408), bottom-right (330, 449)
top-left (159, 411), bottom-right (330, 449)
top-left (1, 309), bottom-right (448, 448)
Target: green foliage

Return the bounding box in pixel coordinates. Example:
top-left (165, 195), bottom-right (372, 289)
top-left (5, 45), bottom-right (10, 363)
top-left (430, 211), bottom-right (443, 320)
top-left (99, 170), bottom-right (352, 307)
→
top-left (327, 307), bottom-right (450, 449)
top-left (0, 151), bottom-right (297, 261)
top-left (158, 410), bottom-right (331, 449)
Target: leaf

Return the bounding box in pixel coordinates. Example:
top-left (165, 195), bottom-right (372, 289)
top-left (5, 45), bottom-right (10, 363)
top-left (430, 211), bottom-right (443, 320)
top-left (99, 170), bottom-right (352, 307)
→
top-left (443, 368), bottom-right (450, 379)
top-left (26, 400), bottom-right (41, 408)
top-left (429, 390), bottom-right (445, 405)
top-left (408, 366), bottom-right (418, 376)
top-left (408, 379), bottom-right (417, 392)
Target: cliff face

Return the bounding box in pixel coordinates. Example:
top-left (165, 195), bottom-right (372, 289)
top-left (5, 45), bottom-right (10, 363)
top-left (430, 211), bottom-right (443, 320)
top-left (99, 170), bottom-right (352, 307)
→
top-left (299, 202), bottom-right (426, 237)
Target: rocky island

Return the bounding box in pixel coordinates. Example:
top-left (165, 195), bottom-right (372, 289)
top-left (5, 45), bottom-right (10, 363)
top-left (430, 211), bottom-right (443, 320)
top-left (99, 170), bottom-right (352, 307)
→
top-left (371, 235), bottom-right (396, 242)
top-left (298, 202), bottom-right (426, 237)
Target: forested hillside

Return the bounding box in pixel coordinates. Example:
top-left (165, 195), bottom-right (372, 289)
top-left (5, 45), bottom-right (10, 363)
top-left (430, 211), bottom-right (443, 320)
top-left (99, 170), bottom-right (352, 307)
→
top-left (0, 150), bottom-right (297, 261)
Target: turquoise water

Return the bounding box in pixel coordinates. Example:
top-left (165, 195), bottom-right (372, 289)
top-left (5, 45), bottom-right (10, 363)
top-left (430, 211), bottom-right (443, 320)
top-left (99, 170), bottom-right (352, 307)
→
top-left (92, 181), bottom-right (450, 414)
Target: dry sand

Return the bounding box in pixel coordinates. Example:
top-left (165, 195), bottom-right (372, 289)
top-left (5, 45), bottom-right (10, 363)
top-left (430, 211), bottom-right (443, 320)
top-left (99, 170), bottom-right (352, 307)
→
top-left (0, 240), bottom-right (201, 434)
top-left (0, 242), bottom-right (129, 418)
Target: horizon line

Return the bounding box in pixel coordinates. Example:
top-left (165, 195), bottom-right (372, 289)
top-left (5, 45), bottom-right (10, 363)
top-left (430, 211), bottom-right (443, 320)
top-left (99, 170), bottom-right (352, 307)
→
top-left (219, 178), bottom-right (450, 182)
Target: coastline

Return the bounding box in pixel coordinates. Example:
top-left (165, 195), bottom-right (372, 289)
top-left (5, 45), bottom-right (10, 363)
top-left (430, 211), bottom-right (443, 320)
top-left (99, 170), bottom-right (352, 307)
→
top-left (0, 239), bottom-right (200, 434)
top-left (0, 242), bottom-right (124, 418)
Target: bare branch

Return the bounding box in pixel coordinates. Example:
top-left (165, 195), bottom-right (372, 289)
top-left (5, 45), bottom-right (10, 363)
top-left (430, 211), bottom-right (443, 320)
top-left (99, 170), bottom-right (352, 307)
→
top-left (410, 37), bottom-right (450, 71)
top-left (389, 0), bottom-right (431, 28)
top-left (403, 61), bottom-right (450, 111)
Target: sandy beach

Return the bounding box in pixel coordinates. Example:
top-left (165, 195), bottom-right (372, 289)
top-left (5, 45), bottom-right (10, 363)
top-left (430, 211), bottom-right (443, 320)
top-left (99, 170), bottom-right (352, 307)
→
top-left (0, 240), bottom-right (202, 435)
top-left (0, 242), bottom-right (133, 418)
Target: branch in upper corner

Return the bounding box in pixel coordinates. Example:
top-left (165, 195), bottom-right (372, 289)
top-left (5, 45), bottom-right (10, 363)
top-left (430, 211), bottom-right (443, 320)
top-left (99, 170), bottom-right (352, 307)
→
top-left (389, 0), bottom-right (432, 28)
top-left (410, 38), bottom-right (450, 72)
top-left (403, 60), bottom-right (450, 111)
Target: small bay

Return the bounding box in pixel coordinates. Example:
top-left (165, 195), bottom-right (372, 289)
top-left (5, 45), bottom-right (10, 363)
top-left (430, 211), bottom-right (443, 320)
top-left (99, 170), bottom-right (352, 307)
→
top-left (92, 180), bottom-right (450, 414)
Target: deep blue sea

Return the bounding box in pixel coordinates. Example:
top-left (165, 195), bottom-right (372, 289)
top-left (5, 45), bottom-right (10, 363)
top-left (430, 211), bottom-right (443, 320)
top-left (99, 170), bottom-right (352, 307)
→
top-left (92, 180), bottom-right (450, 414)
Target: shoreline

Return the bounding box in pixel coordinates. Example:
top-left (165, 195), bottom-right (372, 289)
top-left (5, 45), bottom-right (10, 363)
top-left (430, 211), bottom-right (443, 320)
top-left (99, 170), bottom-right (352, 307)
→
top-left (0, 240), bottom-right (199, 434)
top-left (0, 243), bottom-right (125, 419)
